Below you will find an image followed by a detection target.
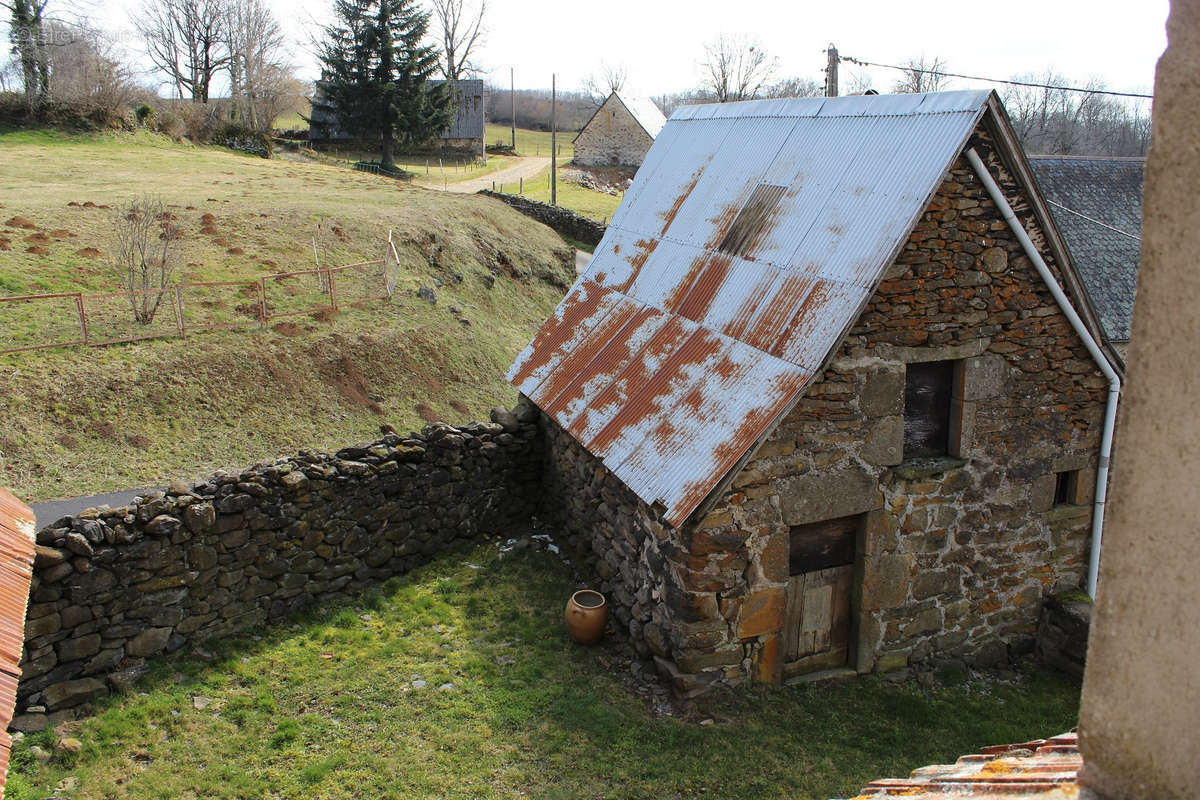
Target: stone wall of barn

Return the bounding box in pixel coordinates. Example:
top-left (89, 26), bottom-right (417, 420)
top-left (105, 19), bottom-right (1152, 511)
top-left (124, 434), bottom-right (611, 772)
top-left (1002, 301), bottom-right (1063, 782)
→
top-left (15, 410), bottom-right (540, 729)
top-left (674, 133), bottom-right (1108, 690)
top-left (574, 98), bottom-right (655, 167)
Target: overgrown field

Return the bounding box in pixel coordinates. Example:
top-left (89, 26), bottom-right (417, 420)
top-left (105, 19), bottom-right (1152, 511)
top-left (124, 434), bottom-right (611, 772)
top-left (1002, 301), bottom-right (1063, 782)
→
top-left (0, 128), bottom-right (573, 501)
top-left (7, 543), bottom-right (1082, 800)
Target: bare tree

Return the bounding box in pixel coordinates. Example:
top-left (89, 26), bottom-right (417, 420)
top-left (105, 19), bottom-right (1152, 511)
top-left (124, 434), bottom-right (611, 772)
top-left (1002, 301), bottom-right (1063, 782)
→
top-left (700, 34), bottom-right (777, 103)
top-left (223, 0), bottom-right (287, 129)
top-left (110, 196), bottom-right (180, 325)
top-left (581, 60), bottom-right (627, 106)
top-left (43, 21), bottom-right (139, 116)
top-left (763, 75), bottom-right (822, 99)
top-left (4, 0), bottom-right (52, 104)
top-left (428, 0), bottom-right (485, 80)
top-left (132, 0), bottom-right (229, 102)
top-left (892, 54), bottom-right (950, 93)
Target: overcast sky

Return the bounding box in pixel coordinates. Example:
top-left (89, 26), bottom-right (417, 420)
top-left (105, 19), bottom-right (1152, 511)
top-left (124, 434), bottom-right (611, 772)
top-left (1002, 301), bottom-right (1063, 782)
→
top-left (99, 0), bottom-right (1168, 101)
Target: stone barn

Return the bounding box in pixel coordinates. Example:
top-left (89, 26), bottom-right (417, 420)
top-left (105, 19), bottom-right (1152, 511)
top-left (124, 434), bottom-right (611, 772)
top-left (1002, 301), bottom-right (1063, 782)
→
top-left (508, 90), bottom-right (1121, 696)
top-left (573, 92), bottom-right (666, 167)
top-left (308, 78), bottom-right (485, 152)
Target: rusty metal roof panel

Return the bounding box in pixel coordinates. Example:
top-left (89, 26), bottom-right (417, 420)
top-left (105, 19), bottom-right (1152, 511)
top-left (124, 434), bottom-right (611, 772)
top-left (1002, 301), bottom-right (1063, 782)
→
top-left (0, 488), bottom-right (35, 800)
top-left (509, 91), bottom-right (992, 527)
top-left (853, 732), bottom-right (1082, 799)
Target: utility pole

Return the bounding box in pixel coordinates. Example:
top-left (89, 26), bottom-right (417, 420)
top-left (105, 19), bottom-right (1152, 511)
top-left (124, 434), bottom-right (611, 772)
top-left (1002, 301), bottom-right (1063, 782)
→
top-left (510, 67), bottom-right (516, 151)
top-left (551, 73), bottom-right (557, 206)
top-left (825, 44), bottom-right (839, 97)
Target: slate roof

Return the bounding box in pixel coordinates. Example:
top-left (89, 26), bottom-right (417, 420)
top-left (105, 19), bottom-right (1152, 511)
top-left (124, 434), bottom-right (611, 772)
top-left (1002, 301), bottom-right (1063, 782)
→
top-left (1028, 156), bottom-right (1143, 344)
top-left (0, 488), bottom-right (35, 797)
top-left (852, 732), bottom-right (1083, 799)
top-left (509, 91), bottom-right (1004, 527)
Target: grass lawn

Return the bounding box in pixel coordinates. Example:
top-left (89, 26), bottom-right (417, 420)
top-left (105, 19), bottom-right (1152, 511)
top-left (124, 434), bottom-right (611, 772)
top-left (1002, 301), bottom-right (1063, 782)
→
top-left (498, 165), bottom-right (623, 223)
top-left (6, 543), bottom-right (1082, 800)
top-left (0, 127), bottom-right (572, 501)
top-left (484, 124), bottom-right (575, 159)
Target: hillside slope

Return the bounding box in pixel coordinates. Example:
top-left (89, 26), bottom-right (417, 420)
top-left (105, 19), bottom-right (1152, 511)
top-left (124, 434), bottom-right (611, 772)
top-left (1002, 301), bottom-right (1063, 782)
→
top-left (0, 129), bottom-right (572, 501)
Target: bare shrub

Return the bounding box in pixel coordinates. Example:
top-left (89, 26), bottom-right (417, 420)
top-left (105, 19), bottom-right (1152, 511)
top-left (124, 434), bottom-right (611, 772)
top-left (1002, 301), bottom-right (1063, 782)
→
top-left (110, 195), bottom-right (179, 325)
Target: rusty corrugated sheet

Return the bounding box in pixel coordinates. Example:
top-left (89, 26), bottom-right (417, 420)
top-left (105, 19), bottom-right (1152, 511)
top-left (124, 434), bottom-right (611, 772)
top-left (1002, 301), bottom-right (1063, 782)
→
top-left (0, 489), bottom-right (35, 799)
top-left (853, 732), bottom-right (1083, 799)
top-left (509, 90), bottom-right (992, 527)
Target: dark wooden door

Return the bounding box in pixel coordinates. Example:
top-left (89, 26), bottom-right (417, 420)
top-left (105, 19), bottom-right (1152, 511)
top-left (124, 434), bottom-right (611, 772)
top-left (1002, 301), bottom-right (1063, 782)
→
top-left (783, 515), bottom-right (857, 676)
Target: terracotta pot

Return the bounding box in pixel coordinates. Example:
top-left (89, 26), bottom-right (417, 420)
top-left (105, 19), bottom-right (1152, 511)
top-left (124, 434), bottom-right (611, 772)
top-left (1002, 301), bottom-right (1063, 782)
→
top-left (565, 589), bottom-right (607, 645)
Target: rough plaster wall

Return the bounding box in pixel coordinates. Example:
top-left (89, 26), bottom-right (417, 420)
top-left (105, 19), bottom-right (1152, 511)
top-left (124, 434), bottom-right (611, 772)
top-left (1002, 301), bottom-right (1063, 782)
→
top-left (1078, 1), bottom-right (1200, 795)
top-left (574, 96), bottom-right (655, 167)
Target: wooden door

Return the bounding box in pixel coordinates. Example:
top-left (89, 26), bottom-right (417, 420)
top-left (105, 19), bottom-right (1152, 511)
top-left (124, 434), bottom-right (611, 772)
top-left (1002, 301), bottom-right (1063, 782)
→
top-left (783, 515), bottom-right (858, 676)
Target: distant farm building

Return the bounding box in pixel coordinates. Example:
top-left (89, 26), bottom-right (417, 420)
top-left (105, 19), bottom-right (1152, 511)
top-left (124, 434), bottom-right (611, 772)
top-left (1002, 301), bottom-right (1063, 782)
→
top-left (308, 78), bottom-right (485, 151)
top-left (574, 92), bottom-right (666, 167)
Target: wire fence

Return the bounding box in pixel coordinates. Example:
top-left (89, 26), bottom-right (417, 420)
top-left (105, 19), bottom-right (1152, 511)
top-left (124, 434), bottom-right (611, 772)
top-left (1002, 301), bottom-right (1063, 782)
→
top-left (0, 238), bottom-right (402, 356)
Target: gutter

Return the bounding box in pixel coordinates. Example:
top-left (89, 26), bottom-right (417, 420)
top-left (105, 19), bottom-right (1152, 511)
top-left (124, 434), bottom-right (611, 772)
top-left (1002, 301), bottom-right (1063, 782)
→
top-left (965, 148), bottom-right (1121, 599)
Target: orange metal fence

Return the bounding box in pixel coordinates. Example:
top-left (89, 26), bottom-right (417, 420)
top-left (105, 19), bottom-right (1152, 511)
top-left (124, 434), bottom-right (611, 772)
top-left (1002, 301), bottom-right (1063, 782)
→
top-left (0, 257), bottom-right (391, 357)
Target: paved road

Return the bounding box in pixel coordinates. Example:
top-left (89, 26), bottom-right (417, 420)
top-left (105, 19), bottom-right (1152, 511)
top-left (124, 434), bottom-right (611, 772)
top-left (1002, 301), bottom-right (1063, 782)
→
top-left (32, 488), bottom-right (160, 528)
top-left (447, 157), bottom-right (552, 194)
top-left (575, 249), bottom-right (591, 275)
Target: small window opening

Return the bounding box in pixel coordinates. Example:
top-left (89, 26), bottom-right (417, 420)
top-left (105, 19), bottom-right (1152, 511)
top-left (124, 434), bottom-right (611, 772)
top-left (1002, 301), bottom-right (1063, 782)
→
top-left (903, 360), bottom-right (955, 459)
top-left (1054, 470), bottom-right (1079, 506)
top-left (717, 183), bottom-right (787, 257)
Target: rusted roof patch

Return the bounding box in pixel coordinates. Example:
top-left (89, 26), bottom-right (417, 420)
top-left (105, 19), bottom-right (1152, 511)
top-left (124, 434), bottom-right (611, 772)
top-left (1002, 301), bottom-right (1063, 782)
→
top-left (509, 90), bottom-right (993, 527)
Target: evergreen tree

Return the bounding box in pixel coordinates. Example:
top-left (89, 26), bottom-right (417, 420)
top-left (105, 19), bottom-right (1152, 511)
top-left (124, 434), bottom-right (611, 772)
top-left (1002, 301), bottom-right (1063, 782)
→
top-left (313, 0), bottom-right (454, 170)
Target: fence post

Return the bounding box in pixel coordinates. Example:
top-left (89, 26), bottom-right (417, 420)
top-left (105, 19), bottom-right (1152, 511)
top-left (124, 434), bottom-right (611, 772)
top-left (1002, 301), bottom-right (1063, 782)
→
top-left (174, 287), bottom-right (184, 337)
top-left (75, 293), bottom-right (87, 345)
top-left (327, 268), bottom-right (338, 310)
top-left (520, 177), bottom-right (523, 194)
top-left (258, 279), bottom-right (268, 326)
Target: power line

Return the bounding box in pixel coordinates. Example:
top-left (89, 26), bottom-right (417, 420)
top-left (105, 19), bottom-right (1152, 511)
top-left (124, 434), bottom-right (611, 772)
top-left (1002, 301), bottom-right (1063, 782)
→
top-left (839, 55), bottom-right (1154, 100)
top-left (1044, 199), bottom-right (1141, 241)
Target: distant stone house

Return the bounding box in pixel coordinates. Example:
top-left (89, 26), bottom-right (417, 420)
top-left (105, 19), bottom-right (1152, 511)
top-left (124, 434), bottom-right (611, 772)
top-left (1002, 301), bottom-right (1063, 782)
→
top-left (573, 92), bottom-right (666, 167)
top-left (1029, 156), bottom-right (1144, 366)
top-left (308, 78), bottom-right (485, 151)
top-left (509, 91), bottom-right (1119, 696)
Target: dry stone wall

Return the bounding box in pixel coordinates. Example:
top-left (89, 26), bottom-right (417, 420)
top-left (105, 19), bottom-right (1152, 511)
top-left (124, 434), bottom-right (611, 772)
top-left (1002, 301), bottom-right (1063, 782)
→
top-left (478, 190), bottom-right (606, 247)
top-left (16, 408), bottom-right (540, 729)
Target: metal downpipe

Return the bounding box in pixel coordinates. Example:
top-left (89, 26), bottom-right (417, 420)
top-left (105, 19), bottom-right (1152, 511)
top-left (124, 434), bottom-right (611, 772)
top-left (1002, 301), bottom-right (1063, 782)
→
top-left (964, 148), bottom-right (1121, 599)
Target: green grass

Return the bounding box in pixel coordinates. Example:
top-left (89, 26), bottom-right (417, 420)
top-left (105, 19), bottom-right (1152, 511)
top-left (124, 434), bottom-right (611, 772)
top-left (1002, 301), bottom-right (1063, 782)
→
top-left (0, 127), bottom-right (573, 500)
top-left (5, 544), bottom-right (1081, 800)
top-left (485, 124), bottom-right (575, 159)
top-left (499, 164), bottom-right (623, 223)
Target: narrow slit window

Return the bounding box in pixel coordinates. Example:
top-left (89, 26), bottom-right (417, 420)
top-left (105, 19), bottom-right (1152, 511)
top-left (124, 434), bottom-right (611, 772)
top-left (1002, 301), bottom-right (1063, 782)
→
top-left (903, 360), bottom-right (955, 459)
top-left (1054, 470), bottom-right (1079, 506)
top-left (716, 183), bottom-right (787, 257)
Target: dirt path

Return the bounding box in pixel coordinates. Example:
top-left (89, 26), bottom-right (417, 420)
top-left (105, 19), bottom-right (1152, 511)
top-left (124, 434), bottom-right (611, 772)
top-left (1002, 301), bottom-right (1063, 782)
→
top-left (445, 157), bottom-right (551, 194)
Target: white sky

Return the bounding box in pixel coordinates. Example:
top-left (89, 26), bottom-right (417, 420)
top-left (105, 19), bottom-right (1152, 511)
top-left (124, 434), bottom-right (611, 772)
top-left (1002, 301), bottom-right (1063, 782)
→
top-left (96, 0), bottom-right (1169, 100)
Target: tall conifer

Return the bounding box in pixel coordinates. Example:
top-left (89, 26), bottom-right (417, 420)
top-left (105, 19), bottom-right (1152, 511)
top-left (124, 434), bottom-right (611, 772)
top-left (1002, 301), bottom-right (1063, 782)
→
top-left (313, 0), bottom-right (453, 169)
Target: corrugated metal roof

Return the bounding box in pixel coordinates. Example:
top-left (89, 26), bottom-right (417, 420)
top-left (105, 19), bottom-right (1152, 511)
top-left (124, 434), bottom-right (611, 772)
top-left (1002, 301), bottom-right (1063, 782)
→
top-left (0, 489), bottom-right (35, 799)
top-left (852, 732), bottom-right (1083, 799)
top-left (617, 94), bottom-right (667, 140)
top-left (509, 90), bottom-right (992, 527)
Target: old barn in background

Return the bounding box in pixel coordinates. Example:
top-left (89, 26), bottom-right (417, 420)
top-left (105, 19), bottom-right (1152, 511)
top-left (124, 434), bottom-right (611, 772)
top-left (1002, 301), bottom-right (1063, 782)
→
top-left (573, 92), bottom-right (666, 167)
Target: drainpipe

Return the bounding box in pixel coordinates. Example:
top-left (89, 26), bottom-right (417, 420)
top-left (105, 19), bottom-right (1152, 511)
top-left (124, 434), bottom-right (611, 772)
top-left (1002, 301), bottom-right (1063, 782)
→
top-left (965, 148), bottom-right (1121, 599)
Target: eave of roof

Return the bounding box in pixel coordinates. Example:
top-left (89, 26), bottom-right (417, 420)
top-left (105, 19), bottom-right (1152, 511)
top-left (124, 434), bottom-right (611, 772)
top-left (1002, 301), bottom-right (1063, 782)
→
top-left (853, 732), bottom-right (1083, 799)
top-left (0, 488), bottom-right (35, 797)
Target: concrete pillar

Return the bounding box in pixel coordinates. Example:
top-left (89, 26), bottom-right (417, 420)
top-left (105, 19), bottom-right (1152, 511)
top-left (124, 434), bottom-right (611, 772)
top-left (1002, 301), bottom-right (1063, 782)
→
top-left (1077, 1), bottom-right (1200, 796)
